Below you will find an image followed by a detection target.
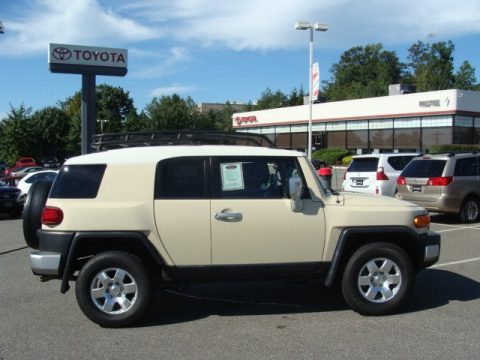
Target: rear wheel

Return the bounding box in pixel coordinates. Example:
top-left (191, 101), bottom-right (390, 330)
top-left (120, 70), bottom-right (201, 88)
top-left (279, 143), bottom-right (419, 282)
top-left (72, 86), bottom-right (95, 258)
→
top-left (459, 197), bottom-right (479, 223)
top-left (342, 242), bottom-right (414, 315)
top-left (75, 251), bottom-right (151, 327)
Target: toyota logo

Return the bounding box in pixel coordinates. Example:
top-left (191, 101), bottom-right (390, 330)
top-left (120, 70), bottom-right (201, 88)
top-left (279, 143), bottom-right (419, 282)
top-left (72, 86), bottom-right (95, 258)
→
top-left (52, 47), bottom-right (72, 61)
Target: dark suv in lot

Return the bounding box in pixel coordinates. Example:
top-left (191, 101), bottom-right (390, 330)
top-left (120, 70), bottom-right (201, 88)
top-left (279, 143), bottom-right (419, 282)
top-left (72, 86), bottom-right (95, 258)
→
top-left (397, 152), bottom-right (480, 222)
top-left (0, 179), bottom-right (25, 218)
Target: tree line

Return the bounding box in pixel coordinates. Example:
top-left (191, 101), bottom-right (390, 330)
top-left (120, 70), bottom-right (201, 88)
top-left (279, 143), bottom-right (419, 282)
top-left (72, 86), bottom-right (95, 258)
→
top-left (0, 39), bottom-right (478, 164)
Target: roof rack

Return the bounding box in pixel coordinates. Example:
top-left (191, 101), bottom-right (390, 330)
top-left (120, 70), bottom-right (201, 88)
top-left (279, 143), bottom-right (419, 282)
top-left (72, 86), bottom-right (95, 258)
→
top-left (91, 130), bottom-right (276, 152)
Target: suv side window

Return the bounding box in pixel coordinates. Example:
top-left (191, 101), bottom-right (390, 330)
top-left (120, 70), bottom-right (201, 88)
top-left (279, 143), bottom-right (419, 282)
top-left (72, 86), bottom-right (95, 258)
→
top-left (454, 157), bottom-right (478, 177)
top-left (387, 156), bottom-right (403, 171)
top-left (212, 156), bottom-right (303, 199)
top-left (155, 157), bottom-right (207, 199)
top-left (50, 165), bottom-right (106, 199)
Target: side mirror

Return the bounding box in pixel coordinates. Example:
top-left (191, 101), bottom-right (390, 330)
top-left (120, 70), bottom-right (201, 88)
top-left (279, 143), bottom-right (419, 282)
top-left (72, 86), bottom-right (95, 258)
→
top-left (289, 176), bottom-right (303, 212)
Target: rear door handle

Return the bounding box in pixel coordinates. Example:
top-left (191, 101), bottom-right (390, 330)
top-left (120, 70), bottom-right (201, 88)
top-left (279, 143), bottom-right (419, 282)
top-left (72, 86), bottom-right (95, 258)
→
top-left (214, 212), bottom-right (243, 222)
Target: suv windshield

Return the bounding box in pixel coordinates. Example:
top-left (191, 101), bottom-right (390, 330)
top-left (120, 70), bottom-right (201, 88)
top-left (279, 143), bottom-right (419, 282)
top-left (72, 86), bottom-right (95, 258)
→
top-left (401, 159), bottom-right (446, 178)
top-left (348, 158), bottom-right (379, 172)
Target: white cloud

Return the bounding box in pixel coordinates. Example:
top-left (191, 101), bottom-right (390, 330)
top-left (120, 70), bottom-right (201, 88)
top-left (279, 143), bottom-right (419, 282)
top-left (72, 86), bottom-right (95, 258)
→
top-left (130, 47), bottom-right (191, 79)
top-left (0, 0), bottom-right (157, 56)
top-left (150, 84), bottom-right (196, 97)
top-left (2, 0), bottom-right (480, 56)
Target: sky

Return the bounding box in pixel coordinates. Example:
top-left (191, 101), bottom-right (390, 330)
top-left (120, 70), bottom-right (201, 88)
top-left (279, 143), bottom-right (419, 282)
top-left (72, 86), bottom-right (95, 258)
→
top-left (1, 0), bottom-right (480, 120)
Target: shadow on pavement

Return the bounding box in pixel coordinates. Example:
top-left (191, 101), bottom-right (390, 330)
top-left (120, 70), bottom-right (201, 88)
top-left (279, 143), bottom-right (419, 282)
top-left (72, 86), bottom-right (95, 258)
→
top-left (134, 269), bottom-right (479, 327)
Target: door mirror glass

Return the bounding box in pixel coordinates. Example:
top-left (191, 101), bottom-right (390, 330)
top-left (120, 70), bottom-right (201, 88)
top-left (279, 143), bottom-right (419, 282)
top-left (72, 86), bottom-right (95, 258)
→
top-left (289, 176), bottom-right (303, 212)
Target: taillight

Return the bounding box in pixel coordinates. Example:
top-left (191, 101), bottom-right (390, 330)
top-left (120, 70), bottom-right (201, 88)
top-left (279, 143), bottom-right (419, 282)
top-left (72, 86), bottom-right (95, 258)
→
top-left (376, 167), bottom-right (389, 180)
top-left (41, 206), bottom-right (64, 225)
top-left (397, 176), bottom-right (406, 185)
top-left (427, 176), bottom-right (453, 186)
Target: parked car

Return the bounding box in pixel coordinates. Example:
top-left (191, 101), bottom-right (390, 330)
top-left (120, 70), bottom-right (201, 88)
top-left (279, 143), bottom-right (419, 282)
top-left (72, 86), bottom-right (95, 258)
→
top-left (343, 153), bottom-right (418, 196)
top-left (397, 152), bottom-right (480, 222)
top-left (23, 130), bottom-right (440, 327)
top-left (0, 179), bottom-right (25, 218)
top-left (10, 166), bottom-right (44, 178)
top-left (17, 170), bottom-right (58, 195)
top-left (40, 157), bottom-right (61, 169)
top-left (4, 157), bottom-right (37, 176)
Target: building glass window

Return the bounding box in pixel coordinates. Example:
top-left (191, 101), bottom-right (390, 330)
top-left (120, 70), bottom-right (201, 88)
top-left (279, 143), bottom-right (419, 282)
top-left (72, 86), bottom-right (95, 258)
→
top-left (423, 127), bottom-right (453, 150)
top-left (394, 118), bottom-right (421, 128)
top-left (394, 128), bottom-right (420, 150)
top-left (327, 131), bottom-right (346, 148)
top-left (291, 124), bottom-right (308, 133)
top-left (291, 132), bottom-right (308, 149)
top-left (326, 121), bottom-right (346, 131)
top-left (347, 130), bottom-right (368, 149)
top-left (275, 133), bottom-right (291, 148)
top-left (455, 116), bottom-right (473, 127)
top-left (422, 116), bottom-right (453, 128)
top-left (347, 120), bottom-right (368, 130)
top-left (312, 123), bottom-right (326, 131)
top-left (475, 118), bottom-right (480, 143)
top-left (369, 119), bottom-right (393, 129)
top-left (370, 129), bottom-right (393, 149)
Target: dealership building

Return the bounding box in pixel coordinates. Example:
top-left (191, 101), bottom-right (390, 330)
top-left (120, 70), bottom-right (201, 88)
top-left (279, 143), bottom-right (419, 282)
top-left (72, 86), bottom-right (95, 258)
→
top-left (232, 89), bottom-right (480, 153)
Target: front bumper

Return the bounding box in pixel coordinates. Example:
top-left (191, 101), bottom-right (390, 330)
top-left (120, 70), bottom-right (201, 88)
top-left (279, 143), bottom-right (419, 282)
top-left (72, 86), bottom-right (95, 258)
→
top-left (417, 231), bottom-right (441, 269)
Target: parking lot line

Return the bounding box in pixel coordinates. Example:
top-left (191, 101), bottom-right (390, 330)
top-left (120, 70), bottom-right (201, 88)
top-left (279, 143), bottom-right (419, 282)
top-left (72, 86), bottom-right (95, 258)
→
top-left (433, 225), bottom-right (480, 233)
top-left (431, 257), bottom-right (480, 269)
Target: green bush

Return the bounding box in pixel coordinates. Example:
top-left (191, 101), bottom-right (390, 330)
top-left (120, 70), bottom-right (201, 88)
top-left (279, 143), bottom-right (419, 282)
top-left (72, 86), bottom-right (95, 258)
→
top-left (312, 148), bottom-right (349, 165)
top-left (428, 144), bottom-right (480, 154)
top-left (342, 155), bottom-right (353, 166)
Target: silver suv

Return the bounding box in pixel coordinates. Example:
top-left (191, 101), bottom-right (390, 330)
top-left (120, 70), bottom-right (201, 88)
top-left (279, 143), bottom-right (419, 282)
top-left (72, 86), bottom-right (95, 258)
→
top-left (343, 153), bottom-right (418, 196)
top-left (397, 153), bottom-right (480, 222)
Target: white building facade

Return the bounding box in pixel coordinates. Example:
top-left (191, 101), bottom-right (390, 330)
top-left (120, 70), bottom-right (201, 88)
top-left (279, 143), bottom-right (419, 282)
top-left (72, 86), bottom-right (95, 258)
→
top-left (232, 89), bottom-right (480, 153)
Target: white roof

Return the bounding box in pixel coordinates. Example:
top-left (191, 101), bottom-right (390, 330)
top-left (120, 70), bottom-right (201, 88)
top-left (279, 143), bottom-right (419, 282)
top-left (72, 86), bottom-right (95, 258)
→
top-left (66, 146), bottom-right (305, 165)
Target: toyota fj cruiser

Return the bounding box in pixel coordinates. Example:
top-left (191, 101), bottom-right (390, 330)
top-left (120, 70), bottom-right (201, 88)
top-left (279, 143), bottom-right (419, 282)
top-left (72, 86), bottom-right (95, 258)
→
top-left (24, 131), bottom-right (440, 327)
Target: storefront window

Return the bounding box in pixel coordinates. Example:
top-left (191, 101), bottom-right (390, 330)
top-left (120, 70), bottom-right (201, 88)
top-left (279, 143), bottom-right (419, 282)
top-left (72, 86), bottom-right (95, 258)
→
top-left (291, 132), bottom-right (307, 150)
top-left (275, 133), bottom-right (291, 148)
top-left (423, 127), bottom-right (452, 150)
top-left (453, 116), bottom-right (473, 144)
top-left (347, 130), bottom-right (368, 149)
top-left (370, 129), bottom-right (393, 148)
top-left (475, 118), bottom-right (480, 143)
top-left (327, 131), bottom-right (346, 148)
top-left (394, 128), bottom-right (420, 150)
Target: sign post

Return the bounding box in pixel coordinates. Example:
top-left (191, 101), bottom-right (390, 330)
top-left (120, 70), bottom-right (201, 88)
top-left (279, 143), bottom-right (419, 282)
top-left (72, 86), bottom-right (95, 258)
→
top-left (48, 43), bottom-right (128, 154)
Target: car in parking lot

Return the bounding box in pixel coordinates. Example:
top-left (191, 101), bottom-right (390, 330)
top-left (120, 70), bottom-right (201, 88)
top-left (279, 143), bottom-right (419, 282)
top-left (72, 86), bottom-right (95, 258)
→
top-left (343, 153), bottom-right (418, 196)
top-left (10, 166), bottom-right (44, 178)
top-left (17, 170), bottom-right (59, 196)
top-left (40, 157), bottom-right (61, 169)
top-left (0, 179), bottom-right (25, 218)
top-left (397, 152), bottom-right (480, 222)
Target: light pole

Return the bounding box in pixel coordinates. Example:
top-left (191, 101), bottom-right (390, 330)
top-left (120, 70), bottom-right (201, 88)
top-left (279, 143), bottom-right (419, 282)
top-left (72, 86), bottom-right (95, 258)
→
top-left (97, 119), bottom-right (108, 133)
top-left (294, 21), bottom-right (329, 160)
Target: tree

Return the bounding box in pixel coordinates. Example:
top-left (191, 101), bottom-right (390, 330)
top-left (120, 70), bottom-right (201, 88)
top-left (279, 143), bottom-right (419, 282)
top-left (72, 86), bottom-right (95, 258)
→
top-left (324, 44), bottom-right (403, 101)
top-left (454, 60), bottom-right (478, 90)
top-left (96, 84), bottom-right (136, 133)
top-left (255, 88), bottom-right (288, 110)
top-left (0, 105), bottom-right (34, 164)
top-left (30, 107), bottom-right (70, 161)
top-left (145, 94), bottom-right (200, 130)
top-left (407, 40), bottom-right (455, 91)
top-left (288, 87), bottom-right (306, 106)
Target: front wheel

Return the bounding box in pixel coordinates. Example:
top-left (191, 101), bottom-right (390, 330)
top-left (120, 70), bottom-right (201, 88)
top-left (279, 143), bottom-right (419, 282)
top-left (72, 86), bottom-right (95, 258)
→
top-left (342, 243), bottom-right (414, 315)
top-left (75, 251), bottom-right (151, 327)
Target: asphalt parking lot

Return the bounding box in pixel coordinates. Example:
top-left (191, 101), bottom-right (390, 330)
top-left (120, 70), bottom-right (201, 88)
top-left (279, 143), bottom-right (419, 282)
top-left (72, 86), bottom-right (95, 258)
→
top-left (0, 212), bottom-right (479, 360)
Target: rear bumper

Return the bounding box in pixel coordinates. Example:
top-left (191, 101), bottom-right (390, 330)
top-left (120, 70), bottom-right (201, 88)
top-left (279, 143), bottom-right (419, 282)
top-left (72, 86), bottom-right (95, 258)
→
top-left (398, 194), bottom-right (462, 214)
top-left (30, 230), bottom-right (74, 277)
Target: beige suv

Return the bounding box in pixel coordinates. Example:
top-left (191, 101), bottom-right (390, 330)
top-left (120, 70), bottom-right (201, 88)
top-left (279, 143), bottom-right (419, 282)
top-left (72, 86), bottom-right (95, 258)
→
top-left (397, 153), bottom-right (480, 222)
top-left (23, 131), bottom-right (440, 327)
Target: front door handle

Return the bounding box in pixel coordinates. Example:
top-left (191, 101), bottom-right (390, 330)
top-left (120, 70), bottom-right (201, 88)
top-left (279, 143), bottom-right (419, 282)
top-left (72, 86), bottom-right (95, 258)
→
top-left (214, 211), bottom-right (243, 222)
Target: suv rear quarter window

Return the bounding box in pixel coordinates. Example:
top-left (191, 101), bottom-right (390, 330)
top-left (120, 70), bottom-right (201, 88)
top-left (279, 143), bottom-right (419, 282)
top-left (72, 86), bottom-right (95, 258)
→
top-left (454, 157), bottom-right (478, 176)
top-left (348, 158), bottom-right (379, 172)
top-left (49, 165), bottom-right (106, 199)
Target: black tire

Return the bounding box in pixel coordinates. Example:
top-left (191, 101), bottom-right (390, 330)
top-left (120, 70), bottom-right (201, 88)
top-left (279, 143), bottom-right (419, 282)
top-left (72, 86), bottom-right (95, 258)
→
top-left (341, 242), bottom-right (414, 316)
top-left (458, 197), bottom-right (480, 223)
top-left (75, 251), bottom-right (151, 328)
top-left (22, 180), bottom-right (52, 249)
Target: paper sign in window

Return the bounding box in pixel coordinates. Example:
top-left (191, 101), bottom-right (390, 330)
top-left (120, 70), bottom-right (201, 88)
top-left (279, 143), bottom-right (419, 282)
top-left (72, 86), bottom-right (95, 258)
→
top-left (220, 163), bottom-right (244, 191)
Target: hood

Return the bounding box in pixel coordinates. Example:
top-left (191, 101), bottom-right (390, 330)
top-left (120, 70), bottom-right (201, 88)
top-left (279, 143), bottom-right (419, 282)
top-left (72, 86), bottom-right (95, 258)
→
top-left (326, 191), bottom-right (420, 209)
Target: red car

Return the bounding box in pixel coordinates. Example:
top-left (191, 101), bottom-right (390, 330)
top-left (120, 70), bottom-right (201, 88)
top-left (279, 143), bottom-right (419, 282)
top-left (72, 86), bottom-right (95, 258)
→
top-left (4, 157), bottom-right (38, 176)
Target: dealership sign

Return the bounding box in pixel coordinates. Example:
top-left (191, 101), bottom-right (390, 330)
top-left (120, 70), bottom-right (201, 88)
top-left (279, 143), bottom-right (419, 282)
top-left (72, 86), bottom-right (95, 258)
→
top-left (235, 115), bottom-right (258, 126)
top-left (49, 43), bottom-right (128, 76)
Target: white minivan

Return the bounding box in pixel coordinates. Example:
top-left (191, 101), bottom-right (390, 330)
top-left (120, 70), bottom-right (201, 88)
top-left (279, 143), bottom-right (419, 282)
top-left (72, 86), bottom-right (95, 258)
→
top-left (343, 153), bottom-right (418, 196)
